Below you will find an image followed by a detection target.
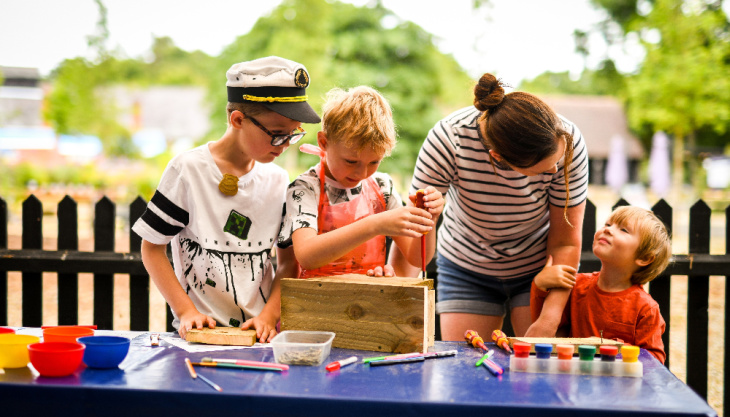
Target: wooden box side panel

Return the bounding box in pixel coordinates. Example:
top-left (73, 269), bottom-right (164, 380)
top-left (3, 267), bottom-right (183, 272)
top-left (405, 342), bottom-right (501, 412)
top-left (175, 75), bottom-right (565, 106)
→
top-left (281, 279), bottom-right (431, 353)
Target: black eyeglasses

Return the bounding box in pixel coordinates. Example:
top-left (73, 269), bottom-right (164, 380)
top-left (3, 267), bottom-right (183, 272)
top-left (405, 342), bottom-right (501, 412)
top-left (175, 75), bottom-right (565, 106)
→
top-left (244, 113), bottom-right (306, 146)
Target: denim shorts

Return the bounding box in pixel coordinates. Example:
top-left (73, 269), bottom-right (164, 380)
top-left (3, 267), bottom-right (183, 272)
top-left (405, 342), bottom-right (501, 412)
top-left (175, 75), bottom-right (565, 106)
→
top-left (435, 254), bottom-right (535, 316)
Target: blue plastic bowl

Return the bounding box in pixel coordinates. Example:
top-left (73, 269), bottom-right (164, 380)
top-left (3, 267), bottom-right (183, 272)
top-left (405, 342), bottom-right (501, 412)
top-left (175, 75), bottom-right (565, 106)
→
top-left (77, 336), bottom-right (130, 368)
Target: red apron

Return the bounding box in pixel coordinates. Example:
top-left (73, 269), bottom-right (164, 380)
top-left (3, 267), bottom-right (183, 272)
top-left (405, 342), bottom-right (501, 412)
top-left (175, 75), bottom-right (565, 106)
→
top-left (299, 144), bottom-right (387, 278)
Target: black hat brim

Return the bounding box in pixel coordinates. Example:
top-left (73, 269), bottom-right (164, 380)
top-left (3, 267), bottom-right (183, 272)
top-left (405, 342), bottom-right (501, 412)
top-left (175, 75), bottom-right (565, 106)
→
top-left (263, 102), bottom-right (321, 124)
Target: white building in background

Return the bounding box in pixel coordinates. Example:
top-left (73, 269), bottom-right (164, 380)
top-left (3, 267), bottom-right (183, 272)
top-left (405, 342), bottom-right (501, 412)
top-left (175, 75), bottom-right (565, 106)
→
top-left (109, 86), bottom-right (211, 157)
top-left (1, 66), bottom-right (212, 164)
top-left (0, 66), bottom-right (103, 165)
top-left (542, 95), bottom-right (645, 185)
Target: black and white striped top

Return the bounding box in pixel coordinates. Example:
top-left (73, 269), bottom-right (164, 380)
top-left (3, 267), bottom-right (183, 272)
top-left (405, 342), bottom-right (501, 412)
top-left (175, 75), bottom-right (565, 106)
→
top-left (410, 106), bottom-right (589, 279)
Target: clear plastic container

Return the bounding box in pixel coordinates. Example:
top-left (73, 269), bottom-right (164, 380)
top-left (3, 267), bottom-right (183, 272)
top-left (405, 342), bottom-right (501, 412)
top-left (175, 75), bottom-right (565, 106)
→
top-left (270, 330), bottom-right (335, 366)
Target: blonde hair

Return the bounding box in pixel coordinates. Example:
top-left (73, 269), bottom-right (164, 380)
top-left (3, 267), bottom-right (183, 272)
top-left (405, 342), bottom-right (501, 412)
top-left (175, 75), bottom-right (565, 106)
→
top-left (606, 206), bottom-right (672, 285)
top-left (321, 86), bottom-right (396, 156)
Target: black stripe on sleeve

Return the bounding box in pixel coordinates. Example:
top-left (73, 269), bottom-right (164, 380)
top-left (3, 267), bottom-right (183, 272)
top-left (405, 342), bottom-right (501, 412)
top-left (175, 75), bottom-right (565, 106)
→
top-left (150, 190), bottom-right (189, 226)
top-left (140, 208), bottom-right (184, 237)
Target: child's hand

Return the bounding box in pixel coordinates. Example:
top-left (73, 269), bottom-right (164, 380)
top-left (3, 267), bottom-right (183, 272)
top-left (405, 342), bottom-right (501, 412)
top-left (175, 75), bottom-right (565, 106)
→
top-left (534, 255), bottom-right (577, 291)
top-left (409, 186), bottom-right (445, 219)
top-left (241, 315), bottom-right (278, 343)
top-left (177, 310), bottom-right (217, 340)
top-left (366, 265), bottom-right (395, 277)
top-left (375, 206), bottom-right (433, 238)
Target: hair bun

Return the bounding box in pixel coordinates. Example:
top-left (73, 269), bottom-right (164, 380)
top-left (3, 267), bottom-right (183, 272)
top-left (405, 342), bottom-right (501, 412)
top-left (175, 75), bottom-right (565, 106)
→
top-left (473, 73), bottom-right (506, 111)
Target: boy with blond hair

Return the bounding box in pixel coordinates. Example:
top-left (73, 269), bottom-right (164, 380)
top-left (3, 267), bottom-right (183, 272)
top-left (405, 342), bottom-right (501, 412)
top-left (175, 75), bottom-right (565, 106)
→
top-left (133, 56), bottom-right (320, 341)
top-left (529, 206), bottom-right (672, 363)
top-left (279, 86), bottom-right (444, 277)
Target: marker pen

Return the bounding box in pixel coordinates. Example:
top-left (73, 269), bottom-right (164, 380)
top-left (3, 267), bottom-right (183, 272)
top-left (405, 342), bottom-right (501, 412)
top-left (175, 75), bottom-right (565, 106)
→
top-left (368, 356), bottom-right (426, 367)
top-left (326, 356), bottom-right (358, 372)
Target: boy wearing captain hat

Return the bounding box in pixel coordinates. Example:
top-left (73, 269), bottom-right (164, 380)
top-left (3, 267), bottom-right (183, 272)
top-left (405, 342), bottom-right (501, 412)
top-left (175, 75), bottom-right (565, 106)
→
top-left (133, 56), bottom-right (320, 342)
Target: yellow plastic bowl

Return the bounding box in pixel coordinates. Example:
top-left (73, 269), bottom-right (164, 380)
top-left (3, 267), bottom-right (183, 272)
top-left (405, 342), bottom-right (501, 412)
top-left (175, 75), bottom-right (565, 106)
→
top-left (0, 334), bottom-right (41, 368)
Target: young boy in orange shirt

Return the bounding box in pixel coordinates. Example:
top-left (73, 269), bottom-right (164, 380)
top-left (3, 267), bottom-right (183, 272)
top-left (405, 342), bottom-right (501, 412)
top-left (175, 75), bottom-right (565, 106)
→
top-left (279, 86), bottom-right (444, 277)
top-left (529, 206), bottom-right (672, 363)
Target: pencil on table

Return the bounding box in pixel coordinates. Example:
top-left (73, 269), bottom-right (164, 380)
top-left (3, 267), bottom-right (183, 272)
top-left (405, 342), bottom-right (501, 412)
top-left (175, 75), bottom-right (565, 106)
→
top-left (185, 357), bottom-right (222, 392)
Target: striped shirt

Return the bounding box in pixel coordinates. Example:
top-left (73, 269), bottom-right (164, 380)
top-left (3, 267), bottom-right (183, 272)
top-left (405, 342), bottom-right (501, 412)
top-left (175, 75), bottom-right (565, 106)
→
top-left (410, 106), bottom-right (589, 279)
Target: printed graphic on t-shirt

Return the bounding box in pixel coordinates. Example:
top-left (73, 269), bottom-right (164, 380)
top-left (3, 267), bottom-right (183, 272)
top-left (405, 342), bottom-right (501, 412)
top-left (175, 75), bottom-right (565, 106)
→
top-left (224, 210), bottom-right (252, 240)
top-left (179, 237), bottom-right (270, 327)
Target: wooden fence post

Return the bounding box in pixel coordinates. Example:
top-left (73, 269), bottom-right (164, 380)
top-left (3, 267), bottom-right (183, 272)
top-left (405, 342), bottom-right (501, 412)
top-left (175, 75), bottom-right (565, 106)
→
top-left (725, 205), bottom-right (730, 413)
top-left (22, 195), bottom-right (42, 327)
top-left (57, 196), bottom-right (79, 325)
top-left (94, 196), bottom-right (115, 330)
top-left (129, 197), bottom-right (149, 331)
top-left (650, 199), bottom-right (673, 368)
top-left (687, 200), bottom-right (711, 400)
top-left (0, 197), bottom-right (7, 326)
top-left (582, 199), bottom-right (596, 252)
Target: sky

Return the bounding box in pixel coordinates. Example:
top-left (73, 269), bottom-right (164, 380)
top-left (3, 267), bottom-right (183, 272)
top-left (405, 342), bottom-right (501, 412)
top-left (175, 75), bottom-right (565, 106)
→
top-left (0, 0), bottom-right (658, 84)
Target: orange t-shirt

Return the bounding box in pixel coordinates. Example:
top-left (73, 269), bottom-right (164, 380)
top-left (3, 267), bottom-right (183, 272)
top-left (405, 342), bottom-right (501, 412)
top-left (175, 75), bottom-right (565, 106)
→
top-left (531, 272), bottom-right (666, 364)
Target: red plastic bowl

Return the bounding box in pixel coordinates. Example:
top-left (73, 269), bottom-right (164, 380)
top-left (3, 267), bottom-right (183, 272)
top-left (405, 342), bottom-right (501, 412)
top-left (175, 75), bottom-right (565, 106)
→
top-left (28, 342), bottom-right (85, 377)
top-left (0, 327), bottom-right (15, 335)
top-left (43, 326), bottom-right (94, 343)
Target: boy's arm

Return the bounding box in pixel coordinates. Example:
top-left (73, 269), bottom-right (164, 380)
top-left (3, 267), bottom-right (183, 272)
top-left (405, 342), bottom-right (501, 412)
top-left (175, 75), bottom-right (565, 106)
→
top-left (524, 201), bottom-right (584, 337)
top-left (241, 246), bottom-right (298, 342)
top-left (292, 206), bottom-right (432, 270)
top-left (140, 239), bottom-right (215, 339)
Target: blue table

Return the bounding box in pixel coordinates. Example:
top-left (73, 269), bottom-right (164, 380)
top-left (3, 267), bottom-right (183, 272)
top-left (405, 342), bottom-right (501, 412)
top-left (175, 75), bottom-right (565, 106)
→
top-left (0, 332), bottom-right (716, 417)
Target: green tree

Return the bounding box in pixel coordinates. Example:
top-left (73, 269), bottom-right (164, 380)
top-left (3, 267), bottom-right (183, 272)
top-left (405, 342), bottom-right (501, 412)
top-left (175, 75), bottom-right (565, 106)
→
top-left (211, 0), bottom-right (474, 181)
top-left (519, 59), bottom-right (625, 96)
top-left (44, 1), bottom-right (216, 157)
top-left (623, 0), bottom-right (730, 187)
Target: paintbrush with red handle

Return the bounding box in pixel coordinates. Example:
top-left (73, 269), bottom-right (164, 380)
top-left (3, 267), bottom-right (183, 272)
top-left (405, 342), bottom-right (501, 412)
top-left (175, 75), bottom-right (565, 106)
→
top-left (415, 189), bottom-right (427, 278)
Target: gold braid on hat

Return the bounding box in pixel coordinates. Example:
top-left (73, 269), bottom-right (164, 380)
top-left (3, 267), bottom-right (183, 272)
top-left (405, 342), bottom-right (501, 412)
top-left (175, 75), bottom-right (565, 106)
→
top-left (242, 94), bottom-right (308, 103)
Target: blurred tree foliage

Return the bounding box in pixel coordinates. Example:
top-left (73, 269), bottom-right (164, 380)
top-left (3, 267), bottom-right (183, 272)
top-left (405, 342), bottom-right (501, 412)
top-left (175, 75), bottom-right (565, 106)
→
top-left (519, 59), bottom-right (625, 96)
top-left (583, 0), bottom-right (730, 150)
top-left (209, 0), bottom-right (475, 180)
top-left (42, 0), bottom-right (474, 184)
top-left (44, 0), bottom-right (217, 158)
top-left (582, 0), bottom-right (730, 189)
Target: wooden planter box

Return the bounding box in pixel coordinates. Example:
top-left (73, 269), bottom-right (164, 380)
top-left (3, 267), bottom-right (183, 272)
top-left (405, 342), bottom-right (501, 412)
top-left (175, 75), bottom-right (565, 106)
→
top-left (281, 274), bottom-right (435, 354)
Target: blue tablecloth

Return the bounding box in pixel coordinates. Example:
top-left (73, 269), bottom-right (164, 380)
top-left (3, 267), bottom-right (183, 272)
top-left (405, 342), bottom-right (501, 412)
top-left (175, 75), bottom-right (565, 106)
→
top-left (0, 331), bottom-right (717, 417)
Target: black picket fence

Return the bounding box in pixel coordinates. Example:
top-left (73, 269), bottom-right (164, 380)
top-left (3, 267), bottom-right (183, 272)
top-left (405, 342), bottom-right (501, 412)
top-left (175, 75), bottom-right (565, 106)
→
top-left (0, 194), bottom-right (729, 410)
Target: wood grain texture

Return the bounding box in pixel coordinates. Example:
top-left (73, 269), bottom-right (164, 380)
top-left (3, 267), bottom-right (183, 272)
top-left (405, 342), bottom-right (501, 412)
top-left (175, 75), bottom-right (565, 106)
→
top-left (185, 327), bottom-right (256, 346)
top-left (508, 336), bottom-right (624, 353)
top-left (281, 275), bottom-right (435, 354)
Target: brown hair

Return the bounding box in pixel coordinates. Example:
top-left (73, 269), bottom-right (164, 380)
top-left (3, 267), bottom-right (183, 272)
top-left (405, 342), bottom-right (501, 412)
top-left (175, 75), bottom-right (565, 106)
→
top-left (226, 102), bottom-right (270, 125)
top-left (474, 73), bottom-right (575, 225)
top-left (321, 86), bottom-right (396, 156)
top-left (606, 206), bottom-right (672, 285)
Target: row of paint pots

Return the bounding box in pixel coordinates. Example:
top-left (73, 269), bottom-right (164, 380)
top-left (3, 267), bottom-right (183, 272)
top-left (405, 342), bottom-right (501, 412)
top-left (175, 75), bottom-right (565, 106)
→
top-left (0, 326), bottom-right (130, 377)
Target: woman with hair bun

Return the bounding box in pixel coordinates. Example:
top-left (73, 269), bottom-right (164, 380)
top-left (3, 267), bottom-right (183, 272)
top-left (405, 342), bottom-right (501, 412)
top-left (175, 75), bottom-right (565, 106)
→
top-left (407, 73), bottom-right (589, 339)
